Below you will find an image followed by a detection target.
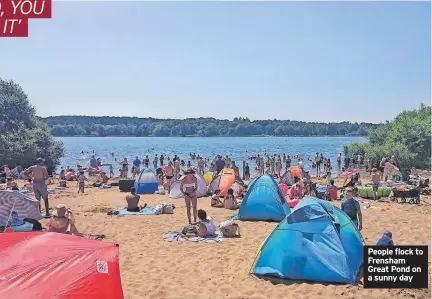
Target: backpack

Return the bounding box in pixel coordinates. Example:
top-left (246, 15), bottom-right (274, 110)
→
top-left (219, 220), bottom-right (240, 238)
top-left (343, 199), bottom-right (358, 220)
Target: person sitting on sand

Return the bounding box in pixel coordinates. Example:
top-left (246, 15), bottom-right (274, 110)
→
top-left (288, 179), bottom-right (302, 199)
top-left (65, 169), bottom-right (75, 181)
top-left (100, 171), bottom-right (109, 184)
top-left (46, 204), bottom-right (81, 236)
top-left (304, 181), bottom-right (316, 197)
top-left (341, 187), bottom-right (362, 230)
top-left (376, 231), bottom-right (394, 246)
top-left (197, 209), bottom-right (217, 237)
top-left (370, 168), bottom-right (380, 200)
top-left (126, 187), bottom-right (147, 212)
top-left (211, 189), bottom-right (224, 208)
top-left (224, 188), bottom-right (241, 210)
top-left (326, 179), bottom-right (338, 200)
top-left (238, 184), bottom-right (248, 200)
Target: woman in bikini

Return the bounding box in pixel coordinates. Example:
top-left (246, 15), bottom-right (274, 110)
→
top-left (181, 169), bottom-right (198, 224)
top-left (46, 204), bottom-right (81, 236)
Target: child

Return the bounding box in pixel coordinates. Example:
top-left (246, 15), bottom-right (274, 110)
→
top-left (77, 171), bottom-right (86, 193)
top-left (370, 168), bottom-right (380, 200)
top-left (341, 187), bottom-right (362, 230)
top-left (100, 172), bottom-right (109, 184)
top-left (224, 188), bottom-right (241, 210)
top-left (158, 174), bottom-right (164, 186)
top-left (211, 189), bottom-right (224, 208)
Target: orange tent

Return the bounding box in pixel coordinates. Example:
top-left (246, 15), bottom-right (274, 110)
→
top-left (208, 168), bottom-right (238, 197)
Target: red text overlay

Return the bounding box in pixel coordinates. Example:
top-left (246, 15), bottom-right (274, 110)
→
top-left (0, 0), bottom-right (51, 37)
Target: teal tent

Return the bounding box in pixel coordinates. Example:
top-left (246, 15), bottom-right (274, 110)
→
top-left (237, 175), bottom-right (290, 222)
top-left (251, 196), bottom-right (363, 284)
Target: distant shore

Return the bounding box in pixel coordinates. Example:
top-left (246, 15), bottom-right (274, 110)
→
top-left (54, 135), bottom-right (366, 138)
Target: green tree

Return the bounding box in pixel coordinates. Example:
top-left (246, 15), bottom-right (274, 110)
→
top-left (347, 104), bottom-right (431, 171)
top-left (0, 78), bottom-right (64, 172)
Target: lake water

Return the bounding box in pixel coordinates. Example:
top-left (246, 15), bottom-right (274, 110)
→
top-left (57, 136), bottom-right (365, 176)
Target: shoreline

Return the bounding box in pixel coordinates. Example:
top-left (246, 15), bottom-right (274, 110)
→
top-left (54, 135), bottom-right (367, 138)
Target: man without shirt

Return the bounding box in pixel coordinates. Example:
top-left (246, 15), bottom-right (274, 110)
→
top-left (24, 158), bottom-right (50, 217)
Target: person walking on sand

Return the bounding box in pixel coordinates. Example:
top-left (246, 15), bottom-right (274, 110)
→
top-left (181, 169), bottom-right (198, 224)
top-left (341, 187), bottom-right (362, 230)
top-left (371, 168), bottom-right (380, 200)
top-left (24, 158), bottom-right (50, 217)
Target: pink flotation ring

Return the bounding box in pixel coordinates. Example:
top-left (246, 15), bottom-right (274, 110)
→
top-left (287, 198), bottom-right (300, 208)
top-left (278, 184), bottom-right (289, 196)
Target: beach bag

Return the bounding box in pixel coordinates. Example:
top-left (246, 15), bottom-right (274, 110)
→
top-left (154, 204), bottom-right (164, 215)
top-left (182, 224), bottom-right (198, 236)
top-left (163, 203), bottom-right (175, 214)
top-left (219, 220), bottom-right (240, 238)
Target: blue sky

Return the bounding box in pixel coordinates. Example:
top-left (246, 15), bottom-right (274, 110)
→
top-left (1, 1), bottom-right (430, 123)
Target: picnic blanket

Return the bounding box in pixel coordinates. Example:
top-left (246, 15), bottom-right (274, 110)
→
top-left (109, 206), bottom-right (156, 216)
top-left (163, 231), bottom-right (224, 243)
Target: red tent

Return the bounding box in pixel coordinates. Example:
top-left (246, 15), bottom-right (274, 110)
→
top-left (0, 232), bottom-right (124, 299)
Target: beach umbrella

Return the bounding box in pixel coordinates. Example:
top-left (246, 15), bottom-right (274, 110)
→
top-left (0, 232), bottom-right (124, 299)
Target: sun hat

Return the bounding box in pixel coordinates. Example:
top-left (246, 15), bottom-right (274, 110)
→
top-left (52, 204), bottom-right (67, 217)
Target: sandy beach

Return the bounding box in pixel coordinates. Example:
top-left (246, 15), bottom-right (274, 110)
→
top-left (34, 174), bottom-right (431, 299)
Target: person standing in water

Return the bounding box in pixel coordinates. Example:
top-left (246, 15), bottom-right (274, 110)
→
top-left (181, 169), bottom-right (198, 224)
top-left (24, 158), bottom-right (50, 217)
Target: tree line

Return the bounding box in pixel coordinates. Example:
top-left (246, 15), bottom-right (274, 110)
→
top-left (43, 116), bottom-right (377, 137)
top-left (1, 78), bottom-right (64, 172)
top-left (346, 104), bottom-right (431, 172)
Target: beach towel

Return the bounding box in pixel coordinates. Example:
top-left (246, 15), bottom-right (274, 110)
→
top-left (110, 206), bottom-right (156, 216)
top-left (163, 231), bottom-right (224, 243)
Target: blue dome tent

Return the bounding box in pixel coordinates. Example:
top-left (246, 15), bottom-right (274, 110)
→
top-left (237, 175), bottom-right (291, 221)
top-left (251, 196), bottom-right (363, 285)
top-left (134, 168), bottom-right (158, 194)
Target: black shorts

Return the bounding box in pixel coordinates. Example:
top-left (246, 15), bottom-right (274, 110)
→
top-left (166, 175), bottom-right (173, 179)
top-left (127, 207), bottom-right (140, 212)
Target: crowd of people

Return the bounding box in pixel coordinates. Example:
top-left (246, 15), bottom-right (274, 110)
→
top-left (0, 148), bottom-right (415, 246)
